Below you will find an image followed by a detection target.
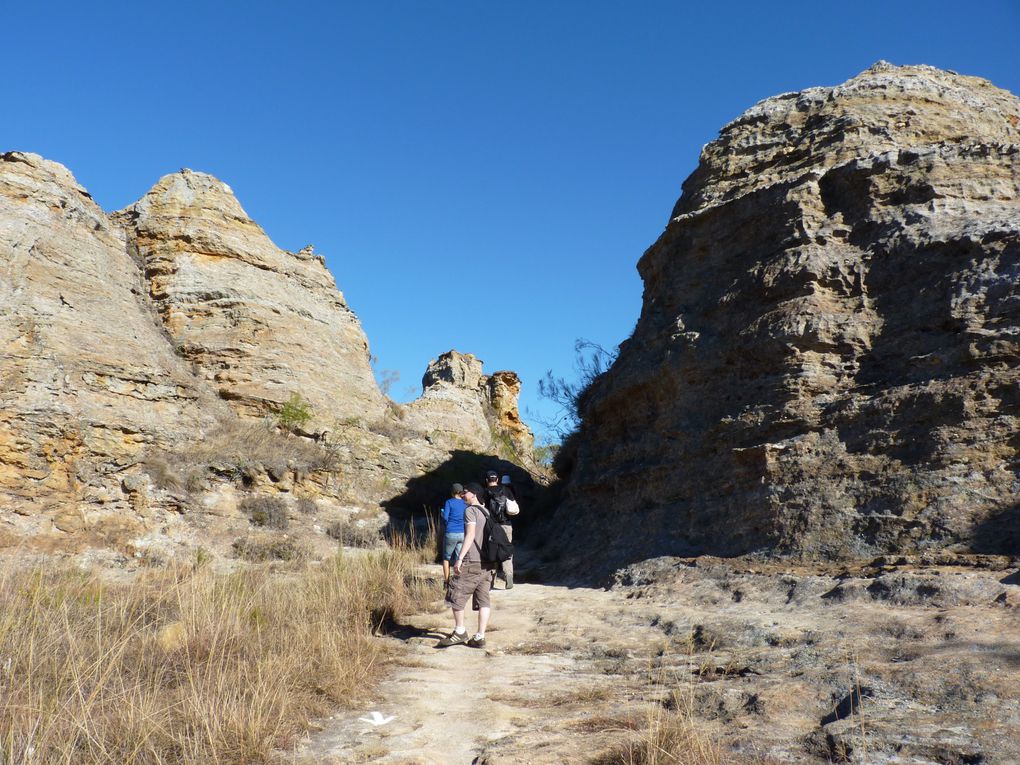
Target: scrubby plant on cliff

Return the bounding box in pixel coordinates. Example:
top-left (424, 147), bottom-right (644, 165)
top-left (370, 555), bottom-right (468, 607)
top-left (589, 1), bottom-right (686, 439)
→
top-left (240, 495), bottom-right (289, 529)
top-left (277, 391), bottom-right (313, 432)
top-left (537, 338), bottom-right (617, 438)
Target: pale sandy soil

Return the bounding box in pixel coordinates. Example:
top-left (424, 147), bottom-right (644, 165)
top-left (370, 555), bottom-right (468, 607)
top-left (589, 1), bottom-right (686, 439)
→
top-left (289, 554), bottom-right (1020, 765)
top-left (289, 572), bottom-right (666, 765)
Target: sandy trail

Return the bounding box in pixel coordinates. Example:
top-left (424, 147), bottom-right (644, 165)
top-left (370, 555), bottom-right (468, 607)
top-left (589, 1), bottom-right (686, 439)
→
top-left (292, 572), bottom-right (662, 765)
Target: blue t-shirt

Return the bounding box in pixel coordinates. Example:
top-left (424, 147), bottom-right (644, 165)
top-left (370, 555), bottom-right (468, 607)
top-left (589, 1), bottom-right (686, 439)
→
top-left (442, 497), bottom-right (466, 534)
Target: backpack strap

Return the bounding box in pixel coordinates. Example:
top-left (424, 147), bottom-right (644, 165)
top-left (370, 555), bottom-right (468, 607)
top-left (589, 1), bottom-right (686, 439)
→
top-left (468, 503), bottom-right (489, 552)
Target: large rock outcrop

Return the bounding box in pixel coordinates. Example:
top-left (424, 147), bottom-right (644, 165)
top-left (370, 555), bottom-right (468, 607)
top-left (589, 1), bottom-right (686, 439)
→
top-left (113, 170), bottom-right (387, 426)
top-left (552, 63), bottom-right (1020, 573)
top-left (0, 153), bottom-right (220, 543)
top-left (0, 153), bottom-right (534, 557)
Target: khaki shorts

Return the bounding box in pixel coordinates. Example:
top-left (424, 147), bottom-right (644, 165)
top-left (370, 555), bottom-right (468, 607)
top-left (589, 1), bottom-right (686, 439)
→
top-left (445, 560), bottom-right (491, 611)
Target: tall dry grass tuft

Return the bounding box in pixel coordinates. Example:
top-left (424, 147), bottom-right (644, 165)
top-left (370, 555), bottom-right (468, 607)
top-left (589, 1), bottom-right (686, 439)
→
top-left (0, 548), bottom-right (431, 764)
top-left (599, 653), bottom-right (777, 765)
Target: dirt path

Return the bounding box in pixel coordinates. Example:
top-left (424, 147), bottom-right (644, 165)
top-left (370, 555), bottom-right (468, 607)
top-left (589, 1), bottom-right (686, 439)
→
top-left (290, 555), bottom-right (1020, 765)
top-left (291, 572), bottom-right (665, 765)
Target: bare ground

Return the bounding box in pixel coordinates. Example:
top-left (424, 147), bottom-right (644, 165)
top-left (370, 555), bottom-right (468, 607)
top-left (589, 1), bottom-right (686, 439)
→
top-left (290, 553), bottom-right (1020, 765)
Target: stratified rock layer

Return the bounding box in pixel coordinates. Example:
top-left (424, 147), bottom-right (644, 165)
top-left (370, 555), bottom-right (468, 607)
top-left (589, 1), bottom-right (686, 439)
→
top-left (0, 153), bottom-right (219, 539)
top-left (115, 170), bottom-right (387, 427)
top-left (554, 63), bottom-right (1020, 573)
top-left (0, 154), bottom-right (534, 558)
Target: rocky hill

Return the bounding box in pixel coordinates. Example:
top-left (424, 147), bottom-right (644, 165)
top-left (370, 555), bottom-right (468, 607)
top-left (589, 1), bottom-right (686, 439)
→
top-left (547, 63), bottom-right (1020, 576)
top-left (0, 153), bottom-right (534, 561)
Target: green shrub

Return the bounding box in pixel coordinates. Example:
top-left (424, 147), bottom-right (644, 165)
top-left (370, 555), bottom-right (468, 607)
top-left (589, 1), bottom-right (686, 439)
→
top-left (277, 392), bottom-right (313, 432)
top-left (241, 496), bottom-right (289, 529)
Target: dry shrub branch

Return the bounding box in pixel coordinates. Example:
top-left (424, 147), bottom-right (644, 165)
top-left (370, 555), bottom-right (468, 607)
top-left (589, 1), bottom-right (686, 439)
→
top-left (0, 549), bottom-right (430, 764)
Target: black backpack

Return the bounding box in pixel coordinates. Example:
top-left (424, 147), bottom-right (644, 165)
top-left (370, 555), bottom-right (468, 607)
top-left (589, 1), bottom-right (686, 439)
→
top-left (486, 487), bottom-right (510, 524)
top-left (475, 506), bottom-right (513, 564)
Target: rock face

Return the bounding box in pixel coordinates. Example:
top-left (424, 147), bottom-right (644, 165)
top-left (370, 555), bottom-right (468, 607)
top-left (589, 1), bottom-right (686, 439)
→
top-left (114, 171), bottom-right (387, 426)
top-left (407, 352), bottom-right (536, 461)
top-left (0, 153), bottom-right (219, 543)
top-left (0, 153), bottom-right (534, 557)
top-left (552, 64), bottom-right (1020, 573)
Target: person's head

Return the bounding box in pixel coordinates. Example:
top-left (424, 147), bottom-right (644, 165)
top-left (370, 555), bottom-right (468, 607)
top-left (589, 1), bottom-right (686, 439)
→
top-left (451, 482), bottom-right (464, 498)
top-left (462, 482), bottom-right (484, 504)
top-left (501, 475), bottom-right (511, 485)
top-left (485, 470), bottom-right (498, 486)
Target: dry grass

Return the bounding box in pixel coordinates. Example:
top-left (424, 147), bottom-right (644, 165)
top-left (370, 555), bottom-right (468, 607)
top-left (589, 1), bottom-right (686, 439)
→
top-left (0, 548), bottom-right (430, 764)
top-left (595, 661), bottom-right (778, 765)
top-left (144, 418), bottom-right (337, 492)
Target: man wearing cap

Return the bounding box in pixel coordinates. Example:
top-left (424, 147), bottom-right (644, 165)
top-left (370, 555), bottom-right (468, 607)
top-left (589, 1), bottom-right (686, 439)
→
top-left (482, 470), bottom-right (515, 589)
top-left (437, 482), bottom-right (491, 648)
top-left (440, 483), bottom-right (466, 584)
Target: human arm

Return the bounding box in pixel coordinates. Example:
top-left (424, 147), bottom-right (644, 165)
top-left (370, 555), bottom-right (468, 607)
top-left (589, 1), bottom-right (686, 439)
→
top-left (453, 518), bottom-right (476, 575)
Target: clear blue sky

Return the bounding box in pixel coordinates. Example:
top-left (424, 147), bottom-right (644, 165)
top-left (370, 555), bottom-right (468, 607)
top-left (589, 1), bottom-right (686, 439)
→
top-left (5, 1), bottom-right (1019, 442)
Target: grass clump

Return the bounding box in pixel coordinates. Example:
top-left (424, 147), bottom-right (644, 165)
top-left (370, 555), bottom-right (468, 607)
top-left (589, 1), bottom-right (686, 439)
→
top-left (0, 548), bottom-right (430, 764)
top-left (232, 535), bottom-right (307, 562)
top-left (143, 417), bottom-right (339, 493)
top-left (240, 495), bottom-right (289, 529)
top-left (327, 519), bottom-right (381, 548)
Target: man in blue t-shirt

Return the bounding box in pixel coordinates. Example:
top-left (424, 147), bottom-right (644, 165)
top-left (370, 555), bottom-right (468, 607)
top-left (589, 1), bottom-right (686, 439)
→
top-left (440, 483), bottom-right (467, 584)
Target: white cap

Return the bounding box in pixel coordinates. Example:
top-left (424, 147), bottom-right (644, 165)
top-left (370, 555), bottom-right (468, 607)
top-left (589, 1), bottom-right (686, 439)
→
top-left (501, 475), bottom-right (511, 485)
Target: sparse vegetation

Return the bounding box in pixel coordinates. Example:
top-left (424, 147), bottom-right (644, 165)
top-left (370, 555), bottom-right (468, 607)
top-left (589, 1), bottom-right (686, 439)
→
top-left (370, 354), bottom-right (401, 397)
top-left (143, 417), bottom-right (339, 494)
top-left (327, 519), bottom-right (381, 548)
top-left (0, 550), bottom-right (431, 764)
top-left (233, 535), bottom-right (307, 562)
top-left (277, 391), bottom-right (313, 432)
top-left (537, 338), bottom-right (618, 438)
top-left (240, 495), bottom-right (289, 529)
top-left (296, 497), bottom-right (318, 514)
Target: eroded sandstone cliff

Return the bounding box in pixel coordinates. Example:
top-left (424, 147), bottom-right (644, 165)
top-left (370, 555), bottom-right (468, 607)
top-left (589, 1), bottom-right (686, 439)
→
top-left (551, 63), bottom-right (1020, 574)
top-left (0, 153), bottom-right (534, 559)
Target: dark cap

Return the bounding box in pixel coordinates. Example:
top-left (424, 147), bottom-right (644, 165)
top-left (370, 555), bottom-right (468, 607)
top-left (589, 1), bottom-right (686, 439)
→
top-left (463, 482), bottom-right (484, 499)
top-left (484, 470), bottom-right (498, 480)
top-left (451, 483), bottom-right (464, 494)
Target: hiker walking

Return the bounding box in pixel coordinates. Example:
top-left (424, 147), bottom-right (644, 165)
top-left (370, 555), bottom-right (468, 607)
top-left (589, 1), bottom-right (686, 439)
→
top-left (483, 470), bottom-right (516, 589)
top-left (436, 482), bottom-right (491, 648)
top-left (440, 483), bottom-right (466, 584)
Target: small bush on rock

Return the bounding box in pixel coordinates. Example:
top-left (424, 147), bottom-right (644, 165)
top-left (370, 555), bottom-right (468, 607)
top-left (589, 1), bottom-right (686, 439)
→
top-left (241, 496), bottom-right (289, 529)
top-left (327, 520), bottom-right (380, 548)
top-left (232, 536), bottom-right (306, 562)
top-left (277, 392), bottom-right (313, 433)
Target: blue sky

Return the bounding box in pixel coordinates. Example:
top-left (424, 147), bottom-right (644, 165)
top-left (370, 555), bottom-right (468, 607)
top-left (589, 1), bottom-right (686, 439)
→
top-left (5, 1), bottom-right (1019, 442)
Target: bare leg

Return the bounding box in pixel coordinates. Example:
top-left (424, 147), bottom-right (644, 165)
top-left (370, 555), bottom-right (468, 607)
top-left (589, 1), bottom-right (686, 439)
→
top-left (476, 606), bottom-right (490, 637)
top-left (453, 608), bottom-right (465, 631)
top-left (442, 560), bottom-right (450, 582)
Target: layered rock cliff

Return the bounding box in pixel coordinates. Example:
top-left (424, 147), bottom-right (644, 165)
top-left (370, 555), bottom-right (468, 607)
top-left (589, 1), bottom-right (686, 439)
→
top-left (551, 63), bottom-right (1020, 574)
top-left (0, 153), bottom-right (533, 557)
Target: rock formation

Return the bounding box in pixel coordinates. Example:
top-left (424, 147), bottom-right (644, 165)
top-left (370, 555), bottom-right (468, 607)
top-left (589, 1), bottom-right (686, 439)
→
top-left (550, 63), bottom-right (1020, 574)
top-left (113, 170), bottom-right (387, 426)
top-left (0, 153), bottom-right (534, 558)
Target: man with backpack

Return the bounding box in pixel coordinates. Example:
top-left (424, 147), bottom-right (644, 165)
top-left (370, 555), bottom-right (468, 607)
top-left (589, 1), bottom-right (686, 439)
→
top-left (482, 470), bottom-right (516, 589)
top-left (436, 483), bottom-right (494, 649)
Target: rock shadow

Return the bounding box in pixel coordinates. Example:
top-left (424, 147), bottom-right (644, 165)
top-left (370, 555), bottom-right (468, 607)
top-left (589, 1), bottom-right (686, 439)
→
top-left (381, 449), bottom-right (570, 577)
top-left (971, 502), bottom-right (1020, 556)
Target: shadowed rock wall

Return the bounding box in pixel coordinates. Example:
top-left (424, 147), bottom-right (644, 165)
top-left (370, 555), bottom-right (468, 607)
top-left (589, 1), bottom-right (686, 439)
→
top-left (552, 63), bottom-right (1020, 573)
